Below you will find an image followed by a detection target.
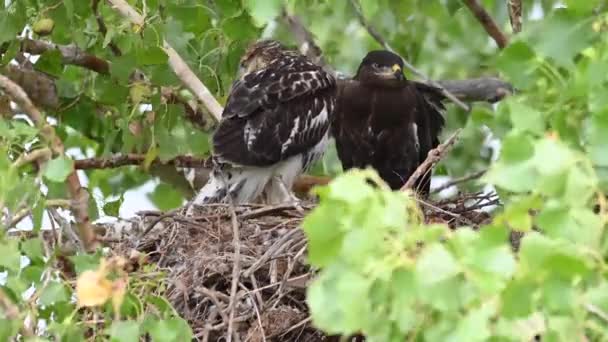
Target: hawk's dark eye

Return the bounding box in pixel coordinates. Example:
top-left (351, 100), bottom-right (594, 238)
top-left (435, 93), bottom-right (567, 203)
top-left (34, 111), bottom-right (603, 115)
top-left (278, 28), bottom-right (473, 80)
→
top-left (372, 63), bottom-right (379, 68)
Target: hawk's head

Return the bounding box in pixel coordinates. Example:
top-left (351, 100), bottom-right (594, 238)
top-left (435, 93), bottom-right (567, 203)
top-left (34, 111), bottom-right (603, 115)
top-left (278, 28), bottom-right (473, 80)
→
top-left (354, 50), bottom-right (405, 85)
top-left (238, 39), bottom-right (290, 78)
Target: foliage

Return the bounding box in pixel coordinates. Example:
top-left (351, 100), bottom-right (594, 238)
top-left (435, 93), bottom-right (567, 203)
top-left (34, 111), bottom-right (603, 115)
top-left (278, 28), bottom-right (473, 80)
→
top-left (301, 3), bottom-right (608, 341)
top-left (1, 0), bottom-right (608, 341)
top-left (305, 168), bottom-right (607, 341)
top-left (0, 241), bottom-right (191, 341)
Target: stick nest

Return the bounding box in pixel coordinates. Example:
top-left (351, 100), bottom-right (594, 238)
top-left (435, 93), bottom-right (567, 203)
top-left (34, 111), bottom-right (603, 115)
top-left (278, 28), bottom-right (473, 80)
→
top-left (108, 191), bottom-right (502, 341)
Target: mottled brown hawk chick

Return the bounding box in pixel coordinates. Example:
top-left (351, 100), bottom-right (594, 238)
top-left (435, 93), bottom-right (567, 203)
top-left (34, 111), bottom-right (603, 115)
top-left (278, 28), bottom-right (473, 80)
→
top-left (190, 40), bottom-right (336, 208)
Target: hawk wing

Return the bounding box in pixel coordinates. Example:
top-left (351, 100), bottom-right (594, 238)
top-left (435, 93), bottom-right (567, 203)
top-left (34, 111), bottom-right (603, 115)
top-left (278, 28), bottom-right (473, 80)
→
top-left (213, 55), bottom-right (336, 167)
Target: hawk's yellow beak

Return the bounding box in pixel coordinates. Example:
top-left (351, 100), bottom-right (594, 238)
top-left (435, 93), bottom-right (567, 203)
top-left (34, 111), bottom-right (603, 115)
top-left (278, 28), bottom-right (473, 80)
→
top-left (392, 64), bottom-right (401, 73)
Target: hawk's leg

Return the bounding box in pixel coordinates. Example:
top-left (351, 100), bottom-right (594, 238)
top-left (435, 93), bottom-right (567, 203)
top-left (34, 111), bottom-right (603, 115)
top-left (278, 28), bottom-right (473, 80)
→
top-left (274, 176), bottom-right (305, 213)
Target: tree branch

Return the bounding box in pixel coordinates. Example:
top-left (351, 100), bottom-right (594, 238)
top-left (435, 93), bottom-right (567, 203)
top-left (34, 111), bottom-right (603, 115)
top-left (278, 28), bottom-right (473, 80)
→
top-left (106, 0), bottom-right (223, 122)
top-left (20, 38), bottom-right (111, 74)
top-left (508, 0), bottom-right (523, 34)
top-left (401, 129), bottom-right (462, 192)
top-left (281, 9), bottom-right (328, 69)
top-left (463, 0), bottom-right (509, 48)
top-left (92, 0), bottom-right (122, 57)
top-left (349, 0), bottom-right (471, 111)
top-left (74, 154), bottom-right (212, 170)
top-left (0, 74), bottom-right (97, 250)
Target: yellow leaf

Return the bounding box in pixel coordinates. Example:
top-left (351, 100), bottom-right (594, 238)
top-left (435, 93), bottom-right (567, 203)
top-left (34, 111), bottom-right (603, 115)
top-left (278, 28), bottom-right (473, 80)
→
top-left (76, 270), bottom-right (112, 307)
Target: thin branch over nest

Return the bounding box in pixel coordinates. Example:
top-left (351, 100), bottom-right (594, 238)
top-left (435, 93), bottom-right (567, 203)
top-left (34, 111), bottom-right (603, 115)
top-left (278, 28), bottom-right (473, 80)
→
top-left (401, 129), bottom-right (462, 191)
top-left (106, 0), bottom-right (223, 122)
top-left (508, 0), bottom-right (523, 34)
top-left (0, 74), bottom-right (96, 250)
top-left (463, 0), bottom-right (510, 49)
top-left (74, 154), bottom-right (212, 170)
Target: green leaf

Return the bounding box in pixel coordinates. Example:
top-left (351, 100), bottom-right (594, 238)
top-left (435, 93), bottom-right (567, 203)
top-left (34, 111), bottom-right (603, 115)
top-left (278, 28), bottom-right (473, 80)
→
top-left (244, 0), bottom-right (282, 27)
top-left (0, 318), bottom-right (19, 342)
top-left (34, 50), bottom-right (64, 78)
top-left (0, 239), bottom-right (20, 272)
top-left (508, 100), bottom-right (545, 134)
top-left (21, 238), bottom-right (44, 264)
top-left (108, 321), bottom-right (140, 342)
top-left (31, 198), bottom-right (45, 233)
top-left (529, 9), bottom-right (595, 68)
top-left (39, 281), bottom-right (70, 306)
top-left (136, 46), bottom-right (168, 65)
top-left (145, 318), bottom-right (192, 342)
top-left (103, 195), bottom-right (124, 217)
top-left (307, 266), bottom-right (373, 335)
top-left (43, 156), bottom-right (74, 183)
top-left (416, 243), bottom-right (461, 285)
top-left (532, 138), bottom-right (575, 176)
top-left (501, 278), bottom-right (535, 318)
top-left (495, 41), bottom-right (537, 89)
top-left (0, 4), bottom-right (26, 44)
top-left (564, 0), bottom-right (600, 14)
top-left (360, 0), bottom-right (379, 19)
top-left (110, 53), bottom-right (138, 84)
top-left (147, 183), bottom-right (184, 211)
top-left (69, 252), bottom-right (101, 275)
top-left (302, 202), bottom-right (345, 267)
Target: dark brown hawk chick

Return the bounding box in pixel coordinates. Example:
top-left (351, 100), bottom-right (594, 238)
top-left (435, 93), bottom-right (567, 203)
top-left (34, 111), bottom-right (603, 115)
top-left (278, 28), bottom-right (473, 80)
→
top-left (332, 50), bottom-right (446, 195)
top-left (190, 40), bottom-right (336, 208)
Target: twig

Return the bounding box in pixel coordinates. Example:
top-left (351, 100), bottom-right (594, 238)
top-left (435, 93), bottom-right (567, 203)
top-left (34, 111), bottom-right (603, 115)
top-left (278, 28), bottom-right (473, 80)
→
top-left (239, 203), bottom-right (308, 220)
top-left (243, 227), bottom-right (303, 278)
top-left (74, 154), bottom-right (212, 170)
top-left (92, 0), bottom-right (122, 56)
top-left (349, 0), bottom-right (471, 111)
top-left (13, 148), bottom-right (52, 168)
top-left (0, 74), bottom-right (96, 250)
top-left (431, 169), bottom-right (487, 194)
top-left (401, 129), bottom-right (462, 191)
top-left (19, 38), bottom-right (110, 74)
top-left (227, 206), bottom-right (240, 342)
top-left (507, 0), bottom-right (523, 34)
top-left (586, 303), bottom-right (608, 323)
top-left (106, 0), bottom-right (223, 122)
top-left (463, 0), bottom-right (509, 49)
top-left (196, 287), bottom-right (230, 324)
top-left (281, 9), bottom-right (327, 69)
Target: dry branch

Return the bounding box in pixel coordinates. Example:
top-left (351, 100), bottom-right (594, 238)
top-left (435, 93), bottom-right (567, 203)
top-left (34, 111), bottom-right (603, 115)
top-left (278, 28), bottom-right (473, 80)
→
top-left (431, 169), bottom-right (487, 194)
top-left (281, 9), bottom-right (326, 68)
top-left (74, 154), bottom-right (212, 170)
top-left (508, 0), bottom-right (523, 34)
top-left (348, 0), bottom-right (471, 111)
top-left (106, 0), bottom-right (223, 122)
top-left (463, 0), bottom-right (509, 48)
top-left (401, 129), bottom-right (462, 191)
top-left (0, 74), bottom-right (96, 250)
top-left (20, 38), bottom-right (111, 74)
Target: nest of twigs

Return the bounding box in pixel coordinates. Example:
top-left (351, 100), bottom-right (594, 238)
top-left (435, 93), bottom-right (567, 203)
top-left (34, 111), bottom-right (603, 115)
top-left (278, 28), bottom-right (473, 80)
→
top-left (108, 191), bottom-right (502, 341)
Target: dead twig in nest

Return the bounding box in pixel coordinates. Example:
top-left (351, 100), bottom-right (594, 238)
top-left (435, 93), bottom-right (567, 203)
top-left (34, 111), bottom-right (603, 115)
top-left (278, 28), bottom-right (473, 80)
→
top-left (431, 169), bottom-right (487, 194)
top-left (227, 206), bottom-right (241, 342)
top-left (401, 129), bottom-right (462, 192)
